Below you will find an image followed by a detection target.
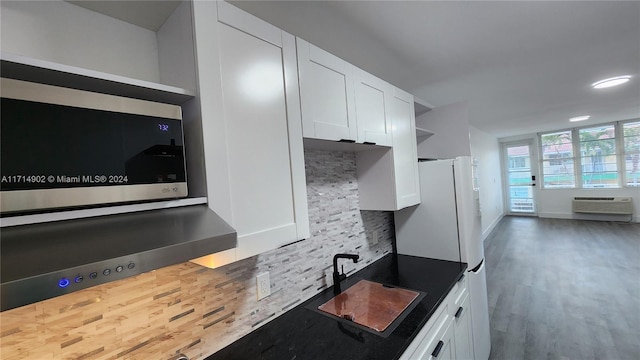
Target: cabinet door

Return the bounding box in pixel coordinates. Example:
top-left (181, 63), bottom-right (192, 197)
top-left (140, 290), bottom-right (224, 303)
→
top-left (356, 87), bottom-right (421, 211)
top-left (435, 320), bottom-right (457, 360)
top-left (191, 2), bottom-right (309, 268)
top-left (354, 69), bottom-right (392, 146)
top-left (297, 38), bottom-right (357, 141)
top-left (218, 23), bottom-right (296, 259)
top-left (453, 293), bottom-right (474, 360)
top-left (390, 87), bottom-right (421, 208)
top-left (421, 319), bottom-right (456, 360)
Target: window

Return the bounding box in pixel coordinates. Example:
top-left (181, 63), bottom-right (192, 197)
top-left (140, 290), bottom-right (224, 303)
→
top-left (539, 120), bottom-right (640, 189)
top-left (509, 156), bottom-right (526, 169)
top-left (623, 121), bottom-right (640, 186)
top-left (547, 153), bottom-right (563, 166)
top-left (540, 130), bottom-right (575, 188)
top-left (507, 145), bottom-right (530, 170)
top-left (579, 125), bottom-right (617, 188)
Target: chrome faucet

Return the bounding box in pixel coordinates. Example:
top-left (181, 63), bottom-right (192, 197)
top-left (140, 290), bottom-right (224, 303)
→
top-left (332, 253), bottom-right (359, 295)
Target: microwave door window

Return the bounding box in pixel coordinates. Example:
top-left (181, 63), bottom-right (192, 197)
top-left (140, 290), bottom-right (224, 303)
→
top-left (121, 113), bottom-right (185, 184)
top-left (1, 99), bottom-right (122, 190)
top-left (1, 98), bottom-right (185, 191)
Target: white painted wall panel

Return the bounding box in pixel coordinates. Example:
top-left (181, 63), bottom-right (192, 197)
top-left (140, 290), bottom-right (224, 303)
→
top-left (417, 101), bottom-right (471, 159)
top-left (470, 126), bottom-right (505, 239)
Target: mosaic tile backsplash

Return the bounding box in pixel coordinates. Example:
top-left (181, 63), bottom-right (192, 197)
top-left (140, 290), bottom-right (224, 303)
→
top-left (0, 150), bottom-right (394, 360)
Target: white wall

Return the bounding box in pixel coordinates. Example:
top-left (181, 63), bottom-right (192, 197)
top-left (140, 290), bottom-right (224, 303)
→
top-left (470, 126), bottom-right (504, 240)
top-left (417, 101), bottom-right (471, 159)
top-left (0, 0), bottom-right (160, 82)
top-left (157, 1), bottom-right (197, 91)
top-left (500, 133), bottom-right (640, 223)
top-left (538, 189), bottom-right (640, 223)
top-left (415, 102), bottom-right (504, 238)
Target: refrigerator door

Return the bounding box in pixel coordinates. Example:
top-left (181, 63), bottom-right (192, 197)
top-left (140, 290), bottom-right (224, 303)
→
top-left (468, 259), bottom-right (491, 360)
top-left (395, 160), bottom-right (460, 262)
top-left (454, 156), bottom-right (484, 267)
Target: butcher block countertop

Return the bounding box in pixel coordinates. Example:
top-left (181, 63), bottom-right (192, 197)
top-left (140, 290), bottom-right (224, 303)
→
top-left (206, 254), bottom-right (467, 360)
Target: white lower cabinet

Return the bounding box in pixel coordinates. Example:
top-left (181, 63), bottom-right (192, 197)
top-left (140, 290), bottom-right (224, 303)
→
top-left (400, 276), bottom-right (473, 360)
top-left (453, 283), bottom-right (474, 360)
top-left (190, 2), bottom-right (309, 268)
top-left (431, 319), bottom-right (456, 360)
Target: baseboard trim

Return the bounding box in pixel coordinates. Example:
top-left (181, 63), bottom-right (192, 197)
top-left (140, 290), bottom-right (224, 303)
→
top-left (482, 213), bottom-right (505, 241)
top-left (538, 212), bottom-right (638, 223)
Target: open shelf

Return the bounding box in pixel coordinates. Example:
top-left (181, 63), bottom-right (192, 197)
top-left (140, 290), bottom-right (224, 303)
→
top-left (414, 97), bottom-right (434, 117)
top-left (416, 127), bottom-right (435, 139)
top-left (1, 52), bottom-right (196, 105)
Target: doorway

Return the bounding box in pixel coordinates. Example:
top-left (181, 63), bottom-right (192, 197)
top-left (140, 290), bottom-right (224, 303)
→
top-left (502, 141), bottom-right (537, 215)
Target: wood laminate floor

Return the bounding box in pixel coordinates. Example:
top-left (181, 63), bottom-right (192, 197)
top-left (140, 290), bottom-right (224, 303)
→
top-left (484, 216), bottom-right (640, 360)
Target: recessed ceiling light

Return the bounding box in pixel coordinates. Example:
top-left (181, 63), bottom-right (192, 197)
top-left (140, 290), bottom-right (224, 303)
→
top-left (591, 75), bottom-right (632, 89)
top-left (570, 115), bottom-right (591, 122)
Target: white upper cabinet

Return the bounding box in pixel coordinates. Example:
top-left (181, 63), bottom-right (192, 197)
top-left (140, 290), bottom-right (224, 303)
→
top-left (297, 38), bottom-right (392, 146)
top-left (296, 38), bottom-right (418, 211)
top-left (390, 87), bottom-right (421, 208)
top-left (297, 38), bottom-right (357, 142)
top-left (354, 69), bottom-right (393, 146)
top-left (191, 1), bottom-right (309, 268)
top-left (357, 87), bottom-right (420, 211)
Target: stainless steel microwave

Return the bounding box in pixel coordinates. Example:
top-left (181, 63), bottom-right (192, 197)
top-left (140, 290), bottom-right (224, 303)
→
top-left (0, 78), bottom-right (188, 214)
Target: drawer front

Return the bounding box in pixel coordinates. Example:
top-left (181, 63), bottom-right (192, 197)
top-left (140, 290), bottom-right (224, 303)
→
top-left (451, 274), bottom-right (468, 305)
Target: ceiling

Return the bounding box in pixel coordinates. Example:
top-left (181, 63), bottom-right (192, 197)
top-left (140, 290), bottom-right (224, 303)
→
top-left (231, 1), bottom-right (640, 138)
top-left (69, 1), bottom-right (640, 139)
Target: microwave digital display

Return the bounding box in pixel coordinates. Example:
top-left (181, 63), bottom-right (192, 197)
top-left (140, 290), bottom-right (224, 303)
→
top-left (0, 98), bottom-right (186, 191)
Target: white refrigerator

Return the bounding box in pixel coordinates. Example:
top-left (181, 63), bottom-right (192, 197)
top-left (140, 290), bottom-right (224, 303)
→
top-left (395, 156), bottom-right (491, 360)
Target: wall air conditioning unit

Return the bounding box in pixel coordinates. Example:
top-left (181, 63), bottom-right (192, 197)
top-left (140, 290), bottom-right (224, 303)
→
top-left (572, 197), bottom-right (634, 215)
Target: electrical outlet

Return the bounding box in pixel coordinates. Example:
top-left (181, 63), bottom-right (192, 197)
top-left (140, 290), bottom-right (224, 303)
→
top-left (372, 230), bottom-right (380, 245)
top-left (256, 272), bottom-right (271, 300)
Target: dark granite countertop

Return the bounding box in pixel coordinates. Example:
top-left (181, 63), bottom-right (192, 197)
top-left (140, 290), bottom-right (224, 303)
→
top-left (206, 254), bottom-right (467, 360)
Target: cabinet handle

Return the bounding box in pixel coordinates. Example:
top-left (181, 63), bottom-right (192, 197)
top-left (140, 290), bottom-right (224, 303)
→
top-left (338, 139), bottom-right (356, 143)
top-left (432, 340), bottom-right (444, 357)
top-left (362, 141), bottom-right (376, 145)
top-left (455, 306), bottom-right (464, 318)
